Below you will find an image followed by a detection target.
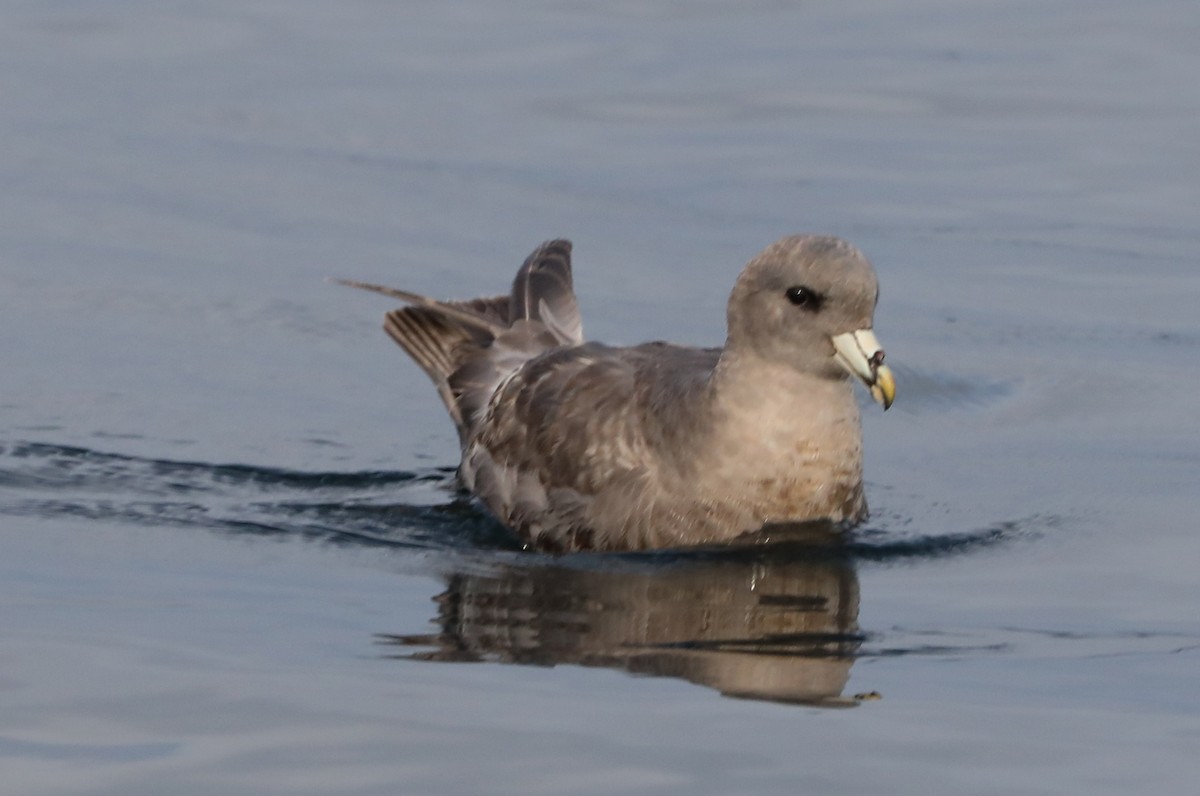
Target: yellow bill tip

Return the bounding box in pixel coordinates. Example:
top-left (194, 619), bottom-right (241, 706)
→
top-left (870, 364), bottom-right (896, 410)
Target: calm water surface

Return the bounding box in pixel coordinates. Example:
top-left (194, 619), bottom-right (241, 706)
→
top-left (2, 1), bottom-right (1198, 794)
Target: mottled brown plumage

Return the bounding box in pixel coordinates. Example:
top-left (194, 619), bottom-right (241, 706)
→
top-left (339, 235), bottom-right (895, 552)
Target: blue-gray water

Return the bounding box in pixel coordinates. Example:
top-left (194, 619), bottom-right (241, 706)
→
top-left (2, 1), bottom-right (1199, 793)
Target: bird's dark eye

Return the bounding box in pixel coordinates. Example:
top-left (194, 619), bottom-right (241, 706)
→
top-left (785, 285), bottom-right (823, 310)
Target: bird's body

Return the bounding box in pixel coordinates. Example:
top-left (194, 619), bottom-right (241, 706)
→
top-left (340, 235), bottom-right (894, 552)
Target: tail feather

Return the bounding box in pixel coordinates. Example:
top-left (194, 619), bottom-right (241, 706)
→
top-left (335, 279), bottom-right (507, 337)
top-left (382, 308), bottom-right (466, 429)
top-left (382, 296), bottom-right (509, 435)
top-left (382, 296), bottom-right (511, 377)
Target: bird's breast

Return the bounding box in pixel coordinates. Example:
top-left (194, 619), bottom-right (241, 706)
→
top-left (695, 373), bottom-right (866, 525)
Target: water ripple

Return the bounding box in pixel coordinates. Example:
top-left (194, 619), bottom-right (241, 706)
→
top-left (0, 439), bottom-right (1040, 561)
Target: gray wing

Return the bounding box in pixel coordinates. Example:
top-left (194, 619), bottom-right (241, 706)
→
top-left (338, 239), bottom-right (583, 443)
top-left (462, 342), bottom-right (721, 550)
top-left (509, 239), bottom-right (583, 346)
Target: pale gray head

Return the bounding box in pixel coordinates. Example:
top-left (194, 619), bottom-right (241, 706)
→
top-left (725, 235), bottom-right (895, 408)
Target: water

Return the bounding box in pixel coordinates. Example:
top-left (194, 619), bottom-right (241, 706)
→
top-left (2, 1), bottom-right (1199, 793)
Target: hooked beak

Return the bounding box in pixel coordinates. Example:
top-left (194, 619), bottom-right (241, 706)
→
top-left (831, 329), bottom-right (895, 410)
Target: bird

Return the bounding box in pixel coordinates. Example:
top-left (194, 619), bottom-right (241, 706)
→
top-left (338, 235), bottom-right (895, 553)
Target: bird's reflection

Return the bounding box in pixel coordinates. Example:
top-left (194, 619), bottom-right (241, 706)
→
top-left (380, 531), bottom-right (867, 707)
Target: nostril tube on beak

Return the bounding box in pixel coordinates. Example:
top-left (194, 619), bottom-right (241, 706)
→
top-left (869, 350), bottom-right (885, 370)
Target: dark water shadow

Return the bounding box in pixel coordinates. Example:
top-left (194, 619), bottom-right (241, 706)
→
top-left (0, 440), bottom-right (515, 551)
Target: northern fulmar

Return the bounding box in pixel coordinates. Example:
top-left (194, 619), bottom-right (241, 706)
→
top-left (339, 235), bottom-right (895, 552)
